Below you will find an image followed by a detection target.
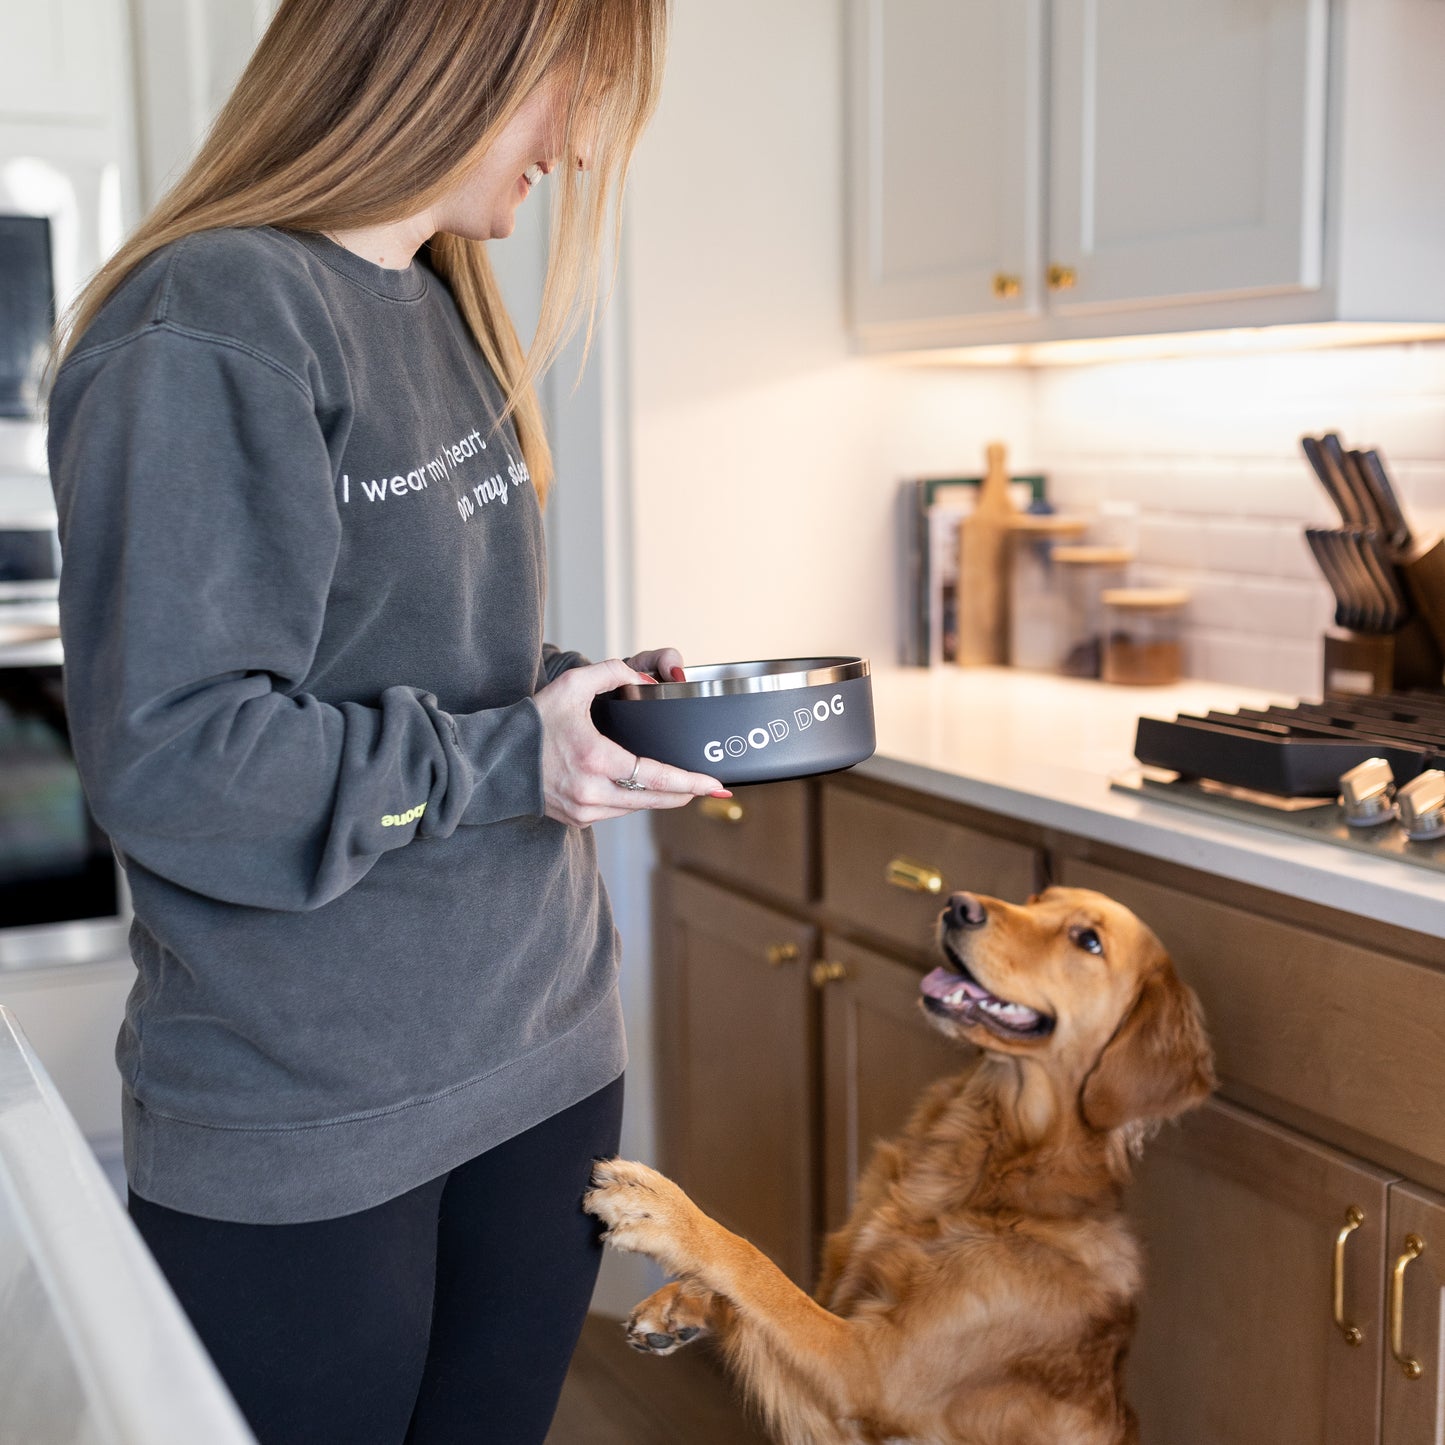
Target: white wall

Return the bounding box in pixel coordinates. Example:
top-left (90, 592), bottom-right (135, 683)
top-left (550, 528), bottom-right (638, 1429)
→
top-left (625, 0), bottom-right (1032, 672)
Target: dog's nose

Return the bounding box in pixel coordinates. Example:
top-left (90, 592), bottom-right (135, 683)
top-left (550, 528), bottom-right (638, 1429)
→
top-left (946, 892), bottom-right (987, 929)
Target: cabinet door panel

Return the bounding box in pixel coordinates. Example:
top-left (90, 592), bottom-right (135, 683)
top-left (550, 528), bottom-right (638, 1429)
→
top-left (1383, 1183), bottom-right (1445, 1442)
top-left (653, 781), bottom-right (812, 906)
top-left (848, 0), bottom-right (1044, 330)
top-left (1058, 858), bottom-right (1445, 1183)
top-left (1129, 1099), bottom-right (1391, 1445)
top-left (822, 786), bottom-right (1041, 960)
top-left (820, 933), bottom-right (971, 1232)
top-left (655, 869), bottom-right (817, 1287)
top-left (1050, 0), bottom-right (1328, 310)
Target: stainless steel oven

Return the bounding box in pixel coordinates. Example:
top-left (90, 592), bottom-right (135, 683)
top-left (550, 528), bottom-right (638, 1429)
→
top-left (0, 512), bottom-right (130, 968)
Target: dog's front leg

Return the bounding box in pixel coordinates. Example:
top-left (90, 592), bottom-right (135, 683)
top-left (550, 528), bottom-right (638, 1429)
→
top-left (586, 1160), bottom-right (876, 1411)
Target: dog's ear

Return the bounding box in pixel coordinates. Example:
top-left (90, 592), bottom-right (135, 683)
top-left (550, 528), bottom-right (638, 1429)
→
top-left (1080, 965), bottom-right (1216, 1132)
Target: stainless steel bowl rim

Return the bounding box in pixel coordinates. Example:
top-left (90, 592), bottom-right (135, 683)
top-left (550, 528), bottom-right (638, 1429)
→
top-left (608, 656), bottom-right (870, 700)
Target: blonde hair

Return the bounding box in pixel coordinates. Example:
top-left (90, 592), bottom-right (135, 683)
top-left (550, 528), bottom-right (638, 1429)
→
top-left (54, 0), bottom-right (668, 502)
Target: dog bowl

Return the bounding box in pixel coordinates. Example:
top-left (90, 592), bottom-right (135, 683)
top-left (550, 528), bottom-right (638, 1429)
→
top-left (591, 657), bottom-right (875, 786)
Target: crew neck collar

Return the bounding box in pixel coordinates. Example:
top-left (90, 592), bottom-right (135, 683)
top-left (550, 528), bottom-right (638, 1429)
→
top-left (285, 229), bottom-right (430, 302)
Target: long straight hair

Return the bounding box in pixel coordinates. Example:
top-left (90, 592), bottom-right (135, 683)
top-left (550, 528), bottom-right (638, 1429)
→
top-left (54, 0), bottom-right (668, 502)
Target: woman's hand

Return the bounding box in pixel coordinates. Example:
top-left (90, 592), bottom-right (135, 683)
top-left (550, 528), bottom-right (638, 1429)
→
top-left (533, 658), bottom-right (727, 828)
top-left (624, 646), bottom-right (686, 684)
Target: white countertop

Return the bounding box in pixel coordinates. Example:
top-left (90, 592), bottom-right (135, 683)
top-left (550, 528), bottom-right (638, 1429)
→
top-left (858, 667), bottom-right (1445, 940)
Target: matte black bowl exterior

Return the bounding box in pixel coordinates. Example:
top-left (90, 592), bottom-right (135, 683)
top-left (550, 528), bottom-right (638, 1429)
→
top-left (590, 657), bottom-right (875, 786)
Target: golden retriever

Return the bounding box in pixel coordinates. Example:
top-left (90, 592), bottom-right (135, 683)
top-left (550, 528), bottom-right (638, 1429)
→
top-left (585, 886), bottom-right (1215, 1445)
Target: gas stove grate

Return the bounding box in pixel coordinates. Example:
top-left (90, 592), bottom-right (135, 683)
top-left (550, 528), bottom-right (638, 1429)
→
top-left (1133, 689), bottom-right (1445, 798)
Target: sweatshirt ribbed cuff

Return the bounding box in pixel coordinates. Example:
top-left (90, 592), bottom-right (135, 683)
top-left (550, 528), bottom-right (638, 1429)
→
top-left (453, 697), bottom-right (545, 825)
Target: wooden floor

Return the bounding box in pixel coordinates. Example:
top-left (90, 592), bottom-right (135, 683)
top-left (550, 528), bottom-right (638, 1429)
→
top-left (547, 1314), bottom-right (772, 1445)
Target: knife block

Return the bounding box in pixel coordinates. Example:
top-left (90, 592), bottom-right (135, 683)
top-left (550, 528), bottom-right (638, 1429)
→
top-left (1400, 534), bottom-right (1445, 656)
top-left (1323, 616), bottom-right (1444, 696)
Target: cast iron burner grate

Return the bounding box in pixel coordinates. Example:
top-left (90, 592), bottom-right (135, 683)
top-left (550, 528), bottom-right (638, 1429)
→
top-left (1132, 690), bottom-right (1445, 798)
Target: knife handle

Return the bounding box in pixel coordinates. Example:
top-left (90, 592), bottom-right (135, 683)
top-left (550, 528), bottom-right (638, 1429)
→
top-left (1356, 450), bottom-right (1414, 552)
top-left (1303, 435), bottom-right (1362, 527)
top-left (1323, 434), bottom-right (1384, 532)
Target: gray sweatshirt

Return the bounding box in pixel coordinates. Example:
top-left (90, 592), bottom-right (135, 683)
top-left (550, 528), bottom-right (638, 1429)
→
top-left (47, 228), bottom-right (624, 1223)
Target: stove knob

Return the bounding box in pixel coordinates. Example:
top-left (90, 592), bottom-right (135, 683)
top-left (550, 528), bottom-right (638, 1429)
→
top-left (1396, 770), bottom-right (1445, 843)
top-left (1339, 757), bottom-right (1396, 828)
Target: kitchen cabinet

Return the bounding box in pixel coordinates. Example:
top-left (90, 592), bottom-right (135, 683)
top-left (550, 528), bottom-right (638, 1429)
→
top-left (847, 0), bottom-right (1445, 352)
top-left (653, 771), bottom-right (1445, 1442)
top-left (1382, 1183), bottom-right (1445, 1441)
top-left (1049, 0), bottom-right (1327, 315)
top-left (1125, 1097), bottom-right (1392, 1445)
top-left (1059, 848), bottom-right (1445, 1443)
top-left (653, 864), bottom-right (817, 1288)
top-left (653, 778), bottom-right (1040, 1287)
top-left (818, 932), bottom-right (962, 1232)
top-left (845, 0), bottom-right (1046, 331)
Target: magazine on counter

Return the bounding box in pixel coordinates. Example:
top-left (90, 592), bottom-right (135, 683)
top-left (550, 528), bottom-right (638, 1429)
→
top-left (896, 474), bottom-right (1047, 667)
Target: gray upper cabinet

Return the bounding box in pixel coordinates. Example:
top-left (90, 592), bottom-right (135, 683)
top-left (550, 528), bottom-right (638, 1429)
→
top-left (847, 0), bottom-right (1445, 353)
top-left (846, 0), bottom-right (1046, 334)
top-left (1049, 0), bottom-right (1327, 315)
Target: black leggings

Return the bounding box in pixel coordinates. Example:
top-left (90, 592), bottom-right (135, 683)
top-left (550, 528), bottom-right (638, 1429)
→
top-left (128, 1075), bottom-right (624, 1445)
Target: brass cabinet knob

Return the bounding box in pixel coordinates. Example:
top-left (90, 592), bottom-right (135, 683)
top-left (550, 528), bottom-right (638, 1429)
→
top-left (766, 942), bottom-right (801, 968)
top-left (1047, 263), bottom-right (1078, 291)
top-left (885, 857), bottom-right (944, 895)
top-left (698, 797), bottom-right (744, 824)
top-left (992, 272), bottom-right (1021, 300)
top-left (1332, 1206), bottom-right (1365, 1346)
top-left (1390, 1234), bottom-right (1426, 1379)
top-left (810, 960), bottom-right (848, 988)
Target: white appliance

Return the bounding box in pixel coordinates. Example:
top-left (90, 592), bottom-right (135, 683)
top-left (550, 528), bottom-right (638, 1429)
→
top-left (0, 1006), bottom-right (256, 1444)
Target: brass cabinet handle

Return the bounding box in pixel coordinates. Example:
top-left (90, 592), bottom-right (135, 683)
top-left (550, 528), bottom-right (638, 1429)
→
top-left (698, 797), bottom-right (744, 824)
top-left (766, 943), bottom-right (800, 968)
top-left (992, 273), bottom-right (1021, 300)
top-left (1047, 263), bottom-right (1078, 291)
top-left (1332, 1206), bottom-right (1365, 1346)
top-left (810, 960), bottom-right (848, 988)
top-left (1390, 1234), bottom-right (1426, 1379)
top-left (885, 857), bottom-right (944, 895)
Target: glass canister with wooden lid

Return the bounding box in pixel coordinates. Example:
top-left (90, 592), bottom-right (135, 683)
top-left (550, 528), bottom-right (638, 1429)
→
top-left (1051, 545), bottom-right (1133, 678)
top-left (1101, 587), bottom-right (1190, 685)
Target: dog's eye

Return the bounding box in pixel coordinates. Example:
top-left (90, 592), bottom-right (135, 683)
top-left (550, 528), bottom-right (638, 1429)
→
top-left (1071, 926), bottom-right (1104, 956)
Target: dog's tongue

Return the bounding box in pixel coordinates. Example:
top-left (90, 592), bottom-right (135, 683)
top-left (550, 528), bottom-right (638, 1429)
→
top-left (920, 967), bottom-right (989, 1003)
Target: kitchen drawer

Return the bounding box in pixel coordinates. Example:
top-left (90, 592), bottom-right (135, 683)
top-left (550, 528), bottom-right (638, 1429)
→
top-left (821, 786), bottom-right (1042, 959)
top-left (1060, 858), bottom-right (1445, 1179)
top-left (652, 781), bottom-right (814, 906)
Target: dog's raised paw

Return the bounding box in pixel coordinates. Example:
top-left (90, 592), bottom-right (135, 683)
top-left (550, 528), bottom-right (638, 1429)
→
top-left (585, 1160), bottom-right (699, 1273)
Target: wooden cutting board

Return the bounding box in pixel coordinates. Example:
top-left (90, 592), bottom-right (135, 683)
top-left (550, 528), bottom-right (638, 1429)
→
top-left (956, 442), bottom-right (1018, 666)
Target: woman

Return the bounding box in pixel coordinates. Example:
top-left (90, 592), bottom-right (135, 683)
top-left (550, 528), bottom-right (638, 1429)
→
top-left (46, 2), bottom-right (714, 1441)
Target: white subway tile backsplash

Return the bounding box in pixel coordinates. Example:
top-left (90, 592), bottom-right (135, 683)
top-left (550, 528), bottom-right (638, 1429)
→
top-left (1030, 339), bottom-right (1445, 694)
top-left (1187, 631), bottom-right (1319, 699)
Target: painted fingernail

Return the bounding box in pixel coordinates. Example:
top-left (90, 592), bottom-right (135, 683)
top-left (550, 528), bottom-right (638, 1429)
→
top-left (709, 789), bottom-right (733, 799)
top-left (670, 666), bottom-right (686, 681)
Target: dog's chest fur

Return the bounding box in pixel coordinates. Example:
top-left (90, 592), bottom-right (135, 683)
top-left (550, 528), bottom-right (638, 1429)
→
top-left (822, 1067), bottom-right (1142, 1348)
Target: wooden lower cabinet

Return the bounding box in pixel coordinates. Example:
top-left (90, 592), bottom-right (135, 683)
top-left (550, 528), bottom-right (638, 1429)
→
top-left (818, 933), bottom-right (969, 1233)
top-left (1383, 1183), bottom-right (1445, 1442)
top-left (1127, 1097), bottom-right (1393, 1445)
top-left (654, 868), bottom-right (817, 1287)
top-left (652, 779), bottom-right (1445, 1443)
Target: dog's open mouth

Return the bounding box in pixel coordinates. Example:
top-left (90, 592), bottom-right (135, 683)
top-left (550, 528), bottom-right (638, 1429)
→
top-left (921, 945), bottom-right (1055, 1039)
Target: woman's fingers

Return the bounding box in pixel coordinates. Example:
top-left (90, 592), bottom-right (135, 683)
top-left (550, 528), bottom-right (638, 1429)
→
top-left (625, 646), bottom-right (686, 684)
top-left (534, 658), bottom-right (725, 827)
